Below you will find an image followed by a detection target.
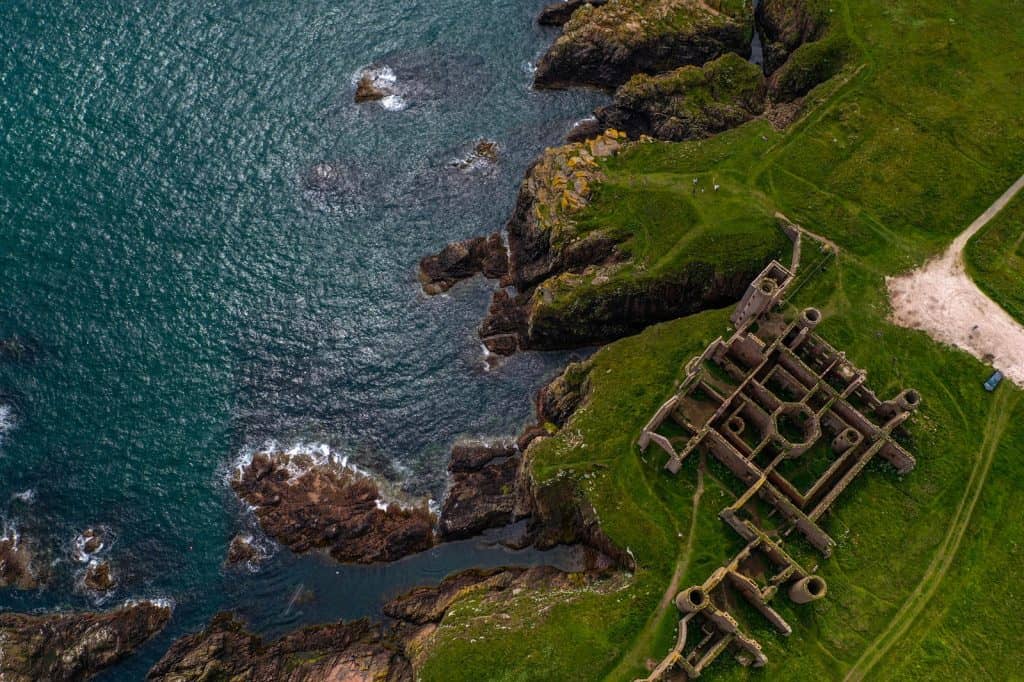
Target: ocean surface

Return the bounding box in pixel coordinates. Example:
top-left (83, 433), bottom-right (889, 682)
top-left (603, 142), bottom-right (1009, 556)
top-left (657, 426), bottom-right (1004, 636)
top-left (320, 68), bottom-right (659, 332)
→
top-left (0, 1), bottom-right (605, 676)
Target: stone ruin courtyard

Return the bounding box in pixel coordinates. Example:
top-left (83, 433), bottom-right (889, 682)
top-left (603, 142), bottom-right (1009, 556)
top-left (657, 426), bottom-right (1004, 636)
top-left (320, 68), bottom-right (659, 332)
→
top-left (637, 260), bottom-right (921, 680)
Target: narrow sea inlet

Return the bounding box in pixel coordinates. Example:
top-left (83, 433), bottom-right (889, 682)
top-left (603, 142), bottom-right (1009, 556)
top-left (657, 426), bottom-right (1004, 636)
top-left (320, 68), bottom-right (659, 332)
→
top-left (0, 1), bottom-right (604, 676)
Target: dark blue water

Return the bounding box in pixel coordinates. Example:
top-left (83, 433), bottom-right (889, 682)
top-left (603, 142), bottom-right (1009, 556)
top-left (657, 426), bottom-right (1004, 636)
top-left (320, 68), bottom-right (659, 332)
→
top-left (0, 0), bottom-right (604, 676)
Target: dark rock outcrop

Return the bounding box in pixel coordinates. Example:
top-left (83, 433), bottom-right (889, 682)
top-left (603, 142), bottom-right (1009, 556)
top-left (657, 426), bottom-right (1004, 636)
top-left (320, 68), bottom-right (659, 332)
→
top-left (147, 613), bottom-right (411, 682)
top-left (536, 359), bottom-right (593, 428)
top-left (225, 534), bottom-right (262, 568)
top-left (418, 232), bottom-right (508, 295)
top-left (0, 528), bottom-right (45, 590)
top-left (438, 441), bottom-right (526, 540)
top-left (232, 451), bottom-right (435, 564)
top-left (534, 0), bottom-right (752, 90)
top-left (524, 474), bottom-right (633, 571)
top-left (384, 566), bottom-right (574, 625)
top-left (0, 601), bottom-right (171, 682)
top-left (84, 561), bottom-right (115, 592)
top-left (504, 133), bottom-right (626, 292)
top-left (756, 0), bottom-right (829, 74)
top-left (537, 0), bottom-right (610, 26)
top-left (595, 53), bottom-right (767, 141)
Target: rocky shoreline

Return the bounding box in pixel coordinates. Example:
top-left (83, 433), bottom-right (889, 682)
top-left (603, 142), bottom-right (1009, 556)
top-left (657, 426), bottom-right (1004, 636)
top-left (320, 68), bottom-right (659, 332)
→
top-left (0, 1), bottom-right (845, 678)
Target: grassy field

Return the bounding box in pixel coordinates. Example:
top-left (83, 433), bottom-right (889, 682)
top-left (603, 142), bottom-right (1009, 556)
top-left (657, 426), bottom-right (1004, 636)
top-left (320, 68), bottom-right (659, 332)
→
top-left (965, 191), bottom-right (1024, 324)
top-left (419, 0), bottom-right (1024, 679)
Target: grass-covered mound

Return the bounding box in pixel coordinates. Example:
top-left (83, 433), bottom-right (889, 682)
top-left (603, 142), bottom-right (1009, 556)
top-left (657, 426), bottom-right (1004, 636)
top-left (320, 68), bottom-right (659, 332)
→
top-left (418, 0), bottom-right (1024, 678)
top-left (965, 192), bottom-right (1024, 324)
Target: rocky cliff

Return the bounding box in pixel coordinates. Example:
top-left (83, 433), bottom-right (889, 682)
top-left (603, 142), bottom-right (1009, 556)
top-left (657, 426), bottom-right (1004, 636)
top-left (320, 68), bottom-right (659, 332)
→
top-left (0, 601), bottom-right (171, 682)
top-left (147, 613), bottom-right (412, 682)
top-left (534, 0), bottom-right (753, 90)
top-left (595, 52), bottom-right (766, 140)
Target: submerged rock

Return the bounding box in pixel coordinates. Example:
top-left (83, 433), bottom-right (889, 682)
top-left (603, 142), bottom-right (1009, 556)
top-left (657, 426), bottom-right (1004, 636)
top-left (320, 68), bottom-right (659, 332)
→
top-left (418, 232), bottom-right (508, 295)
top-left (534, 0), bottom-right (752, 90)
top-left (596, 53), bottom-right (767, 141)
top-left (232, 450), bottom-right (435, 564)
top-left (147, 613), bottom-right (411, 682)
top-left (0, 528), bottom-right (45, 590)
top-left (0, 601), bottom-right (171, 682)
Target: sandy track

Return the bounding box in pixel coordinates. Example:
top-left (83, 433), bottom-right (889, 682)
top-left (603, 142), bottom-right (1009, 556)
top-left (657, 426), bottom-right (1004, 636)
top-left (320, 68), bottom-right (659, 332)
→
top-left (887, 175), bottom-right (1024, 386)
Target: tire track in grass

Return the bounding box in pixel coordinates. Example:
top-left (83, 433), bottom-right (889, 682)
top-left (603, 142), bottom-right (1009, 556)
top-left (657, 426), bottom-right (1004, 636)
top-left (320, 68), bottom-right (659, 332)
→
top-left (842, 389), bottom-right (1017, 681)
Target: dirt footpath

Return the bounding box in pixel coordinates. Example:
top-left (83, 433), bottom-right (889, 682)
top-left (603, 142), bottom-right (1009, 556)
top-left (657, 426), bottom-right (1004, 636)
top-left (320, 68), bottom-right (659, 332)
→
top-left (887, 175), bottom-right (1024, 387)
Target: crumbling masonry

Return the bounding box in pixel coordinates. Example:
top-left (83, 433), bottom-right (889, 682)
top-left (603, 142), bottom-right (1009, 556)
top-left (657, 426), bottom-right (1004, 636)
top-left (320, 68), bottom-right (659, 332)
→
top-left (637, 260), bottom-right (920, 680)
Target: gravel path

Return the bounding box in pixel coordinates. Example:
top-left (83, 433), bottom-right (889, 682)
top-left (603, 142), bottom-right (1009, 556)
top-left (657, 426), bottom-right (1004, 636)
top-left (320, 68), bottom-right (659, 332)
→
top-left (887, 175), bottom-right (1024, 386)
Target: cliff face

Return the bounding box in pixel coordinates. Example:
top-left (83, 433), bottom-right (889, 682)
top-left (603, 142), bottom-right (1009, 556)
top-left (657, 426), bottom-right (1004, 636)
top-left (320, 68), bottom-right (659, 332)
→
top-left (0, 602), bottom-right (171, 682)
top-left (596, 52), bottom-right (767, 141)
top-left (147, 614), bottom-right (412, 682)
top-left (756, 0), bottom-right (829, 74)
top-left (521, 261), bottom-right (764, 349)
top-left (505, 131), bottom-right (627, 291)
top-left (534, 0), bottom-right (753, 90)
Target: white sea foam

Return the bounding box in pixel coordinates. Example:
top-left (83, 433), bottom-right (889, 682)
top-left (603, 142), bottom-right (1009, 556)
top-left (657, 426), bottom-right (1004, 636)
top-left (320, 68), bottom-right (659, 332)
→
top-left (11, 489), bottom-right (34, 504)
top-left (380, 94), bottom-right (407, 111)
top-left (0, 404), bottom-right (15, 447)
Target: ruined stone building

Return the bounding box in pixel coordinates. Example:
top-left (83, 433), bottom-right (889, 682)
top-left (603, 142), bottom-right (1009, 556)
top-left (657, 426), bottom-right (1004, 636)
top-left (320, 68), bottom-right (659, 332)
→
top-left (637, 260), bottom-right (920, 680)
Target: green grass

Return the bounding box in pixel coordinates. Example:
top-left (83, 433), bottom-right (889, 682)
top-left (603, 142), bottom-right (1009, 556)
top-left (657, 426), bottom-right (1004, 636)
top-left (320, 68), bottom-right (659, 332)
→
top-left (965, 191), bottom-right (1024, 324)
top-left (418, 0), bottom-right (1024, 679)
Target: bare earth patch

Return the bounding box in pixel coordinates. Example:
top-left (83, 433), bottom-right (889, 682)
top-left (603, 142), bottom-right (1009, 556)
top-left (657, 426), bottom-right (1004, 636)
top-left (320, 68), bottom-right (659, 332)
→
top-left (888, 175), bottom-right (1024, 386)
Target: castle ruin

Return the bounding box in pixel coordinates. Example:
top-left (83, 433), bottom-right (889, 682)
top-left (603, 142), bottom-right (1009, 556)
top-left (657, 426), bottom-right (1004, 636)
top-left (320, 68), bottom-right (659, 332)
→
top-left (638, 259), bottom-right (920, 680)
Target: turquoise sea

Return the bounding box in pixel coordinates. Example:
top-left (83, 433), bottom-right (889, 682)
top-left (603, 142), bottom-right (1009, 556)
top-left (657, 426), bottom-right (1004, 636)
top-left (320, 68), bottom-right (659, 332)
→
top-left (0, 1), bottom-right (604, 676)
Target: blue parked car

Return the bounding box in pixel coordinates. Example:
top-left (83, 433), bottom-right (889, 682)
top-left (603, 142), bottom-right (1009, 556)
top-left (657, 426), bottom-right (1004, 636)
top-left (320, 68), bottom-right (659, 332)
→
top-left (984, 371), bottom-right (1004, 392)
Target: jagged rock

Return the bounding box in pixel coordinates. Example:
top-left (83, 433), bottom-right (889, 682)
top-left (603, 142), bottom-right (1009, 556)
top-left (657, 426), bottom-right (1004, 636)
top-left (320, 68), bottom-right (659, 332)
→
top-left (84, 561), bottom-right (115, 592)
top-left (595, 53), bottom-right (767, 141)
top-left (473, 139), bottom-right (499, 163)
top-left (756, 0), bottom-right (830, 74)
top-left (534, 0), bottom-right (752, 90)
top-left (537, 359), bottom-right (593, 427)
top-left (355, 74), bottom-right (389, 102)
top-left (505, 131), bottom-right (626, 292)
top-left (565, 116), bottom-right (605, 143)
top-left (0, 601), bottom-right (171, 682)
top-left (0, 528), bottom-right (45, 590)
top-left (438, 441), bottom-right (524, 540)
top-left (479, 290), bottom-right (528, 356)
top-left (232, 451), bottom-right (435, 564)
top-left (537, 0), bottom-right (609, 26)
top-left (147, 613), bottom-right (411, 682)
top-left (418, 232), bottom-right (508, 295)
top-left (225, 534), bottom-right (260, 567)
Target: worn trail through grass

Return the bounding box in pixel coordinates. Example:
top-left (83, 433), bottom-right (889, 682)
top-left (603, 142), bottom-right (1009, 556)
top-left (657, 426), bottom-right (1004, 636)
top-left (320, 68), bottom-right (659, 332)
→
top-left (842, 388), bottom-right (1019, 681)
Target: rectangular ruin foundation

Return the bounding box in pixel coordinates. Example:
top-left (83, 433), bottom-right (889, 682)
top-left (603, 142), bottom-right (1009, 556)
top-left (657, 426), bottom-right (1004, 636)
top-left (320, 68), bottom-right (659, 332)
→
top-left (638, 260), bottom-right (920, 681)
